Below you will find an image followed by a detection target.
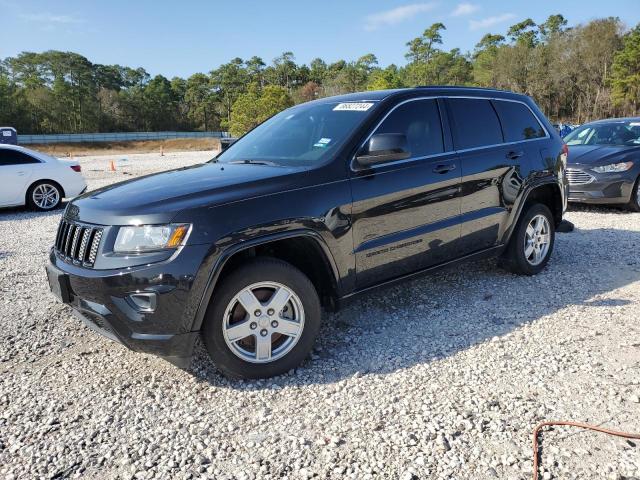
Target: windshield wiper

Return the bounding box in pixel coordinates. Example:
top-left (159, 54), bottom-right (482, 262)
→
top-left (228, 159), bottom-right (278, 166)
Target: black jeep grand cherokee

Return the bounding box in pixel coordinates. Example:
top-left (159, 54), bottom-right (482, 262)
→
top-left (46, 87), bottom-right (568, 379)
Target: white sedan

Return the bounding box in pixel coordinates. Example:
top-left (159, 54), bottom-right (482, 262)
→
top-left (0, 144), bottom-right (87, 211)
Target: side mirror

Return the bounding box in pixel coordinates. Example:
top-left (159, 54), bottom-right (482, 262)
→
top-left (356, 133), bottom-right (411, 167)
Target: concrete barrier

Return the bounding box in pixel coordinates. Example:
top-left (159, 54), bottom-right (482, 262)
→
top-left (18, 131), bottom-right (230, 145)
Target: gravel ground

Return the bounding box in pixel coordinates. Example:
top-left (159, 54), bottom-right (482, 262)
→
top-left (1, 151), bottom-right (639, 479)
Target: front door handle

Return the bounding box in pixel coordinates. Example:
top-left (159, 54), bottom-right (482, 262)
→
top-left (506, 151), bottom-right (524, 160)
top-left (16, 171), bottom-right (25, 176)
top-left (432, 164), bottom-right (456, 174)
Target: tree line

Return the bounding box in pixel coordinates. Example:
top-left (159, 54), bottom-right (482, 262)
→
top-left (1, 14), bottom-right (638, 137)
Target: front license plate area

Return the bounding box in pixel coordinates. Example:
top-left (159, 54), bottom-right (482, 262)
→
top-left (46, 264), bottom-right (72, 303)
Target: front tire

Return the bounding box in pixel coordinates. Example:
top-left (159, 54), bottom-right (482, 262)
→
top-left (499, 203), bottom-right (555, 275)
top-left (26, 181), bottom-right (63, 211)
top-left (202, 258), bottom-right (322, 379)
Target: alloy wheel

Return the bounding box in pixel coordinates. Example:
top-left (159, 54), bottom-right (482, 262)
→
top-left (222, 281), bottom-right (305, 363)
top-left (32, 183), bottom-right (60, 210)
top-left (524, 214), bottom-right (551, 266)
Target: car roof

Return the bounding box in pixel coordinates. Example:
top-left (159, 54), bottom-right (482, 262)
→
top-left (0, 144), bottom-right (57, 161)
top-left (0, 144), bottom-right (31, 153)
top-left (309, 86), bottom-right (530, 106)
top-left (587, 117), bottom-right (640, 125)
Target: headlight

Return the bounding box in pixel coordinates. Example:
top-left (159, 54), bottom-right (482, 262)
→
top-left (592, 161), bottom-right (634, 173)
top-left (114, 224), bottom-right (191, 253)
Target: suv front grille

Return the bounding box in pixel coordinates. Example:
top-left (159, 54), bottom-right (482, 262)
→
top-left (54, 219), bottom-right (103, 267)
top-left (566, 168), bottom-right (595, 185)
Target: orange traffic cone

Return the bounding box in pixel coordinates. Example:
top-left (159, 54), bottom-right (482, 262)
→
top-left (110, 160), bottom-right (116, 172)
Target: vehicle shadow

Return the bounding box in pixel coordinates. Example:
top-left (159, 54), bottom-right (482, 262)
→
top-left (190, 225), bottom-right (640, 388)
top-left (568, 203), bottom-right (634, 214)
top-left (0, 202), bottom-right (66, 223)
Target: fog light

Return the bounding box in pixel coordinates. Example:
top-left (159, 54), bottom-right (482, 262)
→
top-left (127, 292), bottom-right (157, 312)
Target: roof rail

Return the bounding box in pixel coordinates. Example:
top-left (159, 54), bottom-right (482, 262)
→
top-left (414, 85), bottom-right (512, 93)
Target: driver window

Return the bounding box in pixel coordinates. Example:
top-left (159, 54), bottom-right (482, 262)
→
top-left (374, 99), bottom-right (444, 158)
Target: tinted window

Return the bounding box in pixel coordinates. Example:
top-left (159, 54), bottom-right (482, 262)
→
top-left (493, 100), bottom-right (545, 141)
top-left (373, 99), bottom-right (444, 157)
top-left (448, 98), bottom-right (503, 150)
top-left (0, 149), bottom-right (40, 166)
top-left (564, 121), bottom-right (640, 146)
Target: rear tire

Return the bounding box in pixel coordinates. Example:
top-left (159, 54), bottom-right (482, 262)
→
top-left (627, 177), bottom-right (640, 212)
top-left (202, 257), bottom-right (322, 379)
top-left (26, 181), bottom-right (63, 211)
top-left (499, 203), bottom-right (555, 275)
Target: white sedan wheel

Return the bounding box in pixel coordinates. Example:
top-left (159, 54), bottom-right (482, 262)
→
top-left (31, 183), bottom-right (61, 210)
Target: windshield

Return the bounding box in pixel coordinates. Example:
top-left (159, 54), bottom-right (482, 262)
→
top-left (216, 101), bottom-right (377, 166)
top-left (564, 120), bottom-right (640, 146)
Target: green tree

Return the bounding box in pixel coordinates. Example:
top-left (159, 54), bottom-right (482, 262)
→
top-left (309, 58), bottom-right (327, 84)
top-left (229, 84), bottom-right (292, 136)
top-left (184, 73), bottom-right (218, 131)
top-left (539, 14), bottom-right (568, 39)
top-left (269, 51), bottom-right (298, 91)
top-left (210, 58), bottom-right (248, 129)
top-left (367, 65), bottom-right (404, 90)
top-left (472, 34), bottom-right (505, 86)
top-left (507, 18), bottom-right (538, 47)
top-left (1, 15), bottom-right (638, 135)
top-left (405, 23), bottom-right (446, 63)
top-left (245, 56), bottom-right (266, 86)
top-left (611, 25), bottom-right (640, 114)
top-left (143, 75), bottom-right (178, 130)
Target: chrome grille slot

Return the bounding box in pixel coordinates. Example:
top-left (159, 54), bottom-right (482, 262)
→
top-left (64, 224), bottom-right (76, 256)
top-left (55, 221), bottom-right (65, 250)
top-left (58, 221), bottom-right (71, 252)
top-left (88, 230), bottom-right (103, 265)
top-left (70, 226), bottom-right (82, 259)
top-left (53, 218), bottom-right (103, 267)
top-left (566, 168), bottom-right (595, 185)
top-left (78, 228), bottom-right (91, 263)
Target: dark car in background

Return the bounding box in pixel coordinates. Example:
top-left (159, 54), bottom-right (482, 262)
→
top-left (564, 118), bottom-right (640, 211)
top-left (46, 87), bottom-right (567, 379)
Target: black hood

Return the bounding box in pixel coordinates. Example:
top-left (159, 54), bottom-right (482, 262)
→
top-left (69, 162), bottom-right (306, 225)
top-left (568, 144), bottom-right (640, 165)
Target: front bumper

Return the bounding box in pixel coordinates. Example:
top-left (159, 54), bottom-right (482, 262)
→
top-left (567, 167), bottom-right (637, 204)
top-left (46, 244), bottom-right (212, 367)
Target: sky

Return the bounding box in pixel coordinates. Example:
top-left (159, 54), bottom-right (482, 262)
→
top-left (1, 0), bottom-right (639, 78)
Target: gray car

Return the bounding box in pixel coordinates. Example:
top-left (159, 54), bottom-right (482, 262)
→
top-left (564, 118), bottom-right (640, 211)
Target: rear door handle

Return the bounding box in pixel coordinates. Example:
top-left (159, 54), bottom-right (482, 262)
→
top-left (506, 151), bottom-right (524, 160)
top-left (432, 164), bottom-right (456, 174)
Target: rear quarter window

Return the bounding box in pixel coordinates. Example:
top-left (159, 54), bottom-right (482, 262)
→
top-left (0, 149), bottom-right (41, 166)
top-left (447, 98), bottom-right (503, 150)
top-left (492, 100), bottom-right (546, 142)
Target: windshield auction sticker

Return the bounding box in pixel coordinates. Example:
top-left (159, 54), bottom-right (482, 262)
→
top-left (333, 102), bottom-right (374, 111)
top-left (313, 138), bottom-right (332, 148)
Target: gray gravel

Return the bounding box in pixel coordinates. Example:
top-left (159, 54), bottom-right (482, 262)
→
top-left (1, 151), bottom-right (639, 479)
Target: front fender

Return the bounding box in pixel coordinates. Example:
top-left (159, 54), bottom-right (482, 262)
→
top-left (188, 229), bottom-right (341, 332)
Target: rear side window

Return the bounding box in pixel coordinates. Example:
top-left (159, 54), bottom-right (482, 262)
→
top-left (448, 98), bottom-right (503, 150)
top-left (493, 100), bottom-right (546, 141)
top-left (374, 99), bottom-right (444, 158)
top-left (0, 149), bottom-right (41, 166)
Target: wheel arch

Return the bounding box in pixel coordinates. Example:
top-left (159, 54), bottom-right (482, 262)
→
top-left (192, 230), bottom-right (341, 332)
top-left (25, 178), bottom-right (66, 203)
top-left (503, 181), bottom-right (563, 245)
